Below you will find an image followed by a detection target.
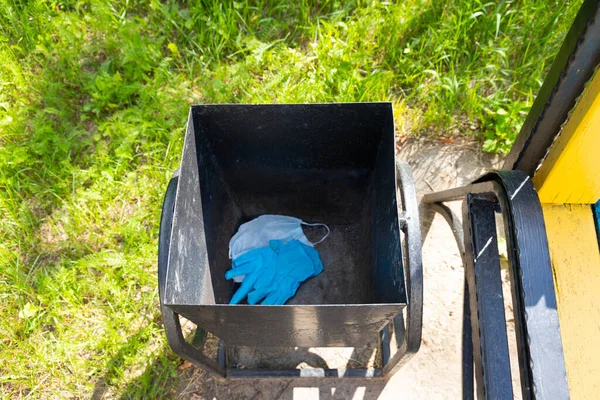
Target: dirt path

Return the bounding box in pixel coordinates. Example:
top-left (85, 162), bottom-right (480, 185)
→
top-left (175, 138), bottom-right (506, 399)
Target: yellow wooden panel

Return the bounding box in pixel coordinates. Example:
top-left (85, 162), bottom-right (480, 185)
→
top-left (542, 204), bottom-right (600, 399)
top-left (534, 72), bottom-right (600, 204)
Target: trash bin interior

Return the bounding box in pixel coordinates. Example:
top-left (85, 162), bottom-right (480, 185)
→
top-left (166, 103), bottom-right (407, 309)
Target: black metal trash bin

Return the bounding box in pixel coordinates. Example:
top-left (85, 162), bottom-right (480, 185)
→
top-left (158, 103), bottom-right (422, 379)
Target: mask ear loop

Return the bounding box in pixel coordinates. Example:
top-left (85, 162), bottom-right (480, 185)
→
top-left (301, 222), bottom-right (330, 245)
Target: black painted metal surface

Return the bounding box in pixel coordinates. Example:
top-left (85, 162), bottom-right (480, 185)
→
top-left (227, 368), bottom-right (382, 379)
top-left (504, 0), bottom-right (600, 174)
top-left (163, 103), bottom-right (407, 348)
top-left (169, 303), bottom-right (402, 348)
top-left (423, 170), bottom-right (569, 399)
top-left (464, 197), bottom-right (513, 399)
top-left (492, 171), bottom-right (568, 399)
top-left (158, 172), bottom-right (225, 378)
top-left (381, 160), bottom-right (423, 376)
top-left (158, 103), bottom-right (423, 378)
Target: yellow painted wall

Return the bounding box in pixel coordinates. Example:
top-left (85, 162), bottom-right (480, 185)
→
top-left (534, 72), bottom-right (600, 204)
top-left (542, 204), bottom-right (600, 399)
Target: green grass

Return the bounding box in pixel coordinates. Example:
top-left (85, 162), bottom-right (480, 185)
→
top-left (0, 0), bottom-right (582, 397)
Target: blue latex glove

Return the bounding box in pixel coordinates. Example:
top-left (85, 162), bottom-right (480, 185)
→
top-left (225, 246), bottom-right (278, 304)
top-left (248, 240), bottom-right (324, 305)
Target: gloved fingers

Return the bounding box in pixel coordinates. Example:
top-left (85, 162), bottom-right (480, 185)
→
top-left (249, 270), bottom-right (280, 302)
top-left (225, 263), bottom-right (258, 280)
top-left (276, 290), bottom-right (294, 305)
top-left (275, 282), bottom-right (301, 305)
top-left (274, 291), bottom-right (291, 305)
top-left (232, 251), bottom-right (260, 267)
top-left (251, 268), bottom-right (277, 290)
top-left (305, 248), bottom-right (324, 274)
top-left (261, 290), bottom-right (281, 305)
top-left (233, 246), bottom-right (276, 267)
top-left (247, 287), bottom-right (271, 305)
top-left (229, 273), bottom-right (259, 304)
top-left (228, 239), bottom-right (324, 305)
top-left (262, 286), bottom-right (293, 305)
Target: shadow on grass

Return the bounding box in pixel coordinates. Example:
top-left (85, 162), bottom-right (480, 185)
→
top-left (249, 1), bottom-right (361, 48)
top-left (380, 0), bottom-right (451, 66)
top-left (90, 322), bottom-right (181, 400)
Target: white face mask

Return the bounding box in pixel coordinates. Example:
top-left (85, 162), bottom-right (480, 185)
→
top-left (228, 215), bottom-right (330, 282)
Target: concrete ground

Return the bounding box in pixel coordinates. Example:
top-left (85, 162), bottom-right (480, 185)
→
top-left (175, 138), bottom-right (511, 399)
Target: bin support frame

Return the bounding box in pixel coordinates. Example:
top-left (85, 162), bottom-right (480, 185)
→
top-left (158, 161), bottom-right (423, 380)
